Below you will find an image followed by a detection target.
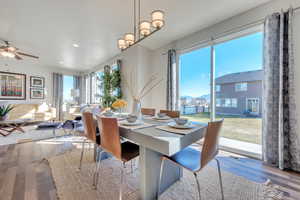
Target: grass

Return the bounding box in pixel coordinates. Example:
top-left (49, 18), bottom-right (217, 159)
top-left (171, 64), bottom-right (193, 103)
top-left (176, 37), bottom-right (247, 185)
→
top-left (183, 112), bottom-right (262, 145)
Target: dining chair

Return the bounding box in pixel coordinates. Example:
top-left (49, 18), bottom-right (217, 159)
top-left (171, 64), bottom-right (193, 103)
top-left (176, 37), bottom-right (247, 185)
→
top-left (157, 120), bottom-right (224, 200)
top-left (79, 112), bottom-right (99, 170)
top-left (94, 116), bottom-right (139, 200)
top-left (159, 109), bottom-right (180, 118)
top-left (141, 108), bottom-right (156, 116)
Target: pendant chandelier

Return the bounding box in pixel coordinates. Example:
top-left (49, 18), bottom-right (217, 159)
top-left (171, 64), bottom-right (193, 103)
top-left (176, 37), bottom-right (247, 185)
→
top-left (117, 0), bottom-right (165, 51)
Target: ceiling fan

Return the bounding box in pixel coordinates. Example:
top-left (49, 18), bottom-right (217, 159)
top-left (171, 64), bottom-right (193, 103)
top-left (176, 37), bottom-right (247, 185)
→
top-left (0, 40), bottom-right (39, 60)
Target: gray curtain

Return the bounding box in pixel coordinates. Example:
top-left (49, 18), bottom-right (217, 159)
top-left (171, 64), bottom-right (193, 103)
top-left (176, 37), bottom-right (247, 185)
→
top-left (73, 75), bottom-right (83, 104)
top-left (166, 49), bottom-right (178, 110)
top-left (263, 8), bottom-right (300, 171)
top-left (52, 73), bottom-right (63, 120)
top-left (81, 74), bottom-right (89, 104)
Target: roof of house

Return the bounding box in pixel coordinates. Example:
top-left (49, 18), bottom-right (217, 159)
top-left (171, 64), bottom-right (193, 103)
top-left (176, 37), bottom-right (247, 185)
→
top-left (215, 69), bottom-right (263, 84)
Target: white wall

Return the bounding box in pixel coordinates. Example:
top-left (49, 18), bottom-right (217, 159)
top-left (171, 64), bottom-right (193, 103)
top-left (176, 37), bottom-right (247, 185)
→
top-left (0, 59), bottom-right (79, 105)
top-left (90, 45), bottom-right (155, 111)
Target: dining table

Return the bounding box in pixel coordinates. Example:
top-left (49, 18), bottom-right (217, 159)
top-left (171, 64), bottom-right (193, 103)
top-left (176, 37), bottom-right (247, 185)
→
top-left (108, 115), bottom-right (208, 200)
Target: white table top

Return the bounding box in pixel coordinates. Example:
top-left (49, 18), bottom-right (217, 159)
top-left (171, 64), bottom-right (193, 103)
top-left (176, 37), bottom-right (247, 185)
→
top-left (120, 118), bottom-right (207, 156)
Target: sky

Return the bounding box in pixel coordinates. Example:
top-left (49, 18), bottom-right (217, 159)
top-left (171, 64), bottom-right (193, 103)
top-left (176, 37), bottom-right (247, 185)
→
top-left (63, 75), bottom-right (74, 101)
top-left (180, 32), bottom-right (263, 97)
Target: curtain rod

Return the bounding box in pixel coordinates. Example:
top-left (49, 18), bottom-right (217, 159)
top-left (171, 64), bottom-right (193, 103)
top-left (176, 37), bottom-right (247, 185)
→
top-left (162, 6), bottom-right (300, 55)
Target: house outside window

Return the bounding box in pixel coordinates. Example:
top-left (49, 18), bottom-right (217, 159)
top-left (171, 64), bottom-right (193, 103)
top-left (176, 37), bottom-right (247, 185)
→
top-left (235, 82), bottom-right (247, 91)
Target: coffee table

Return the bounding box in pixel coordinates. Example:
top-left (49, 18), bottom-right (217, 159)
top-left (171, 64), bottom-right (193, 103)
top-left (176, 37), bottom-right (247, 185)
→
top-left (0, 119), bottom-right (32, 137)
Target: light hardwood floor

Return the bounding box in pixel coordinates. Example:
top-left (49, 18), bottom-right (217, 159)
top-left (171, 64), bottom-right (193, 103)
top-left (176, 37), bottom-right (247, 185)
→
top-left (0, 136), bottom-right (299, 200)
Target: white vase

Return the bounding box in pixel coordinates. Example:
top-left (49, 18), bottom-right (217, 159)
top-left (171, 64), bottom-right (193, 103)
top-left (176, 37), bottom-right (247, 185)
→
top-left (131, 99), bottom-right (142, 120)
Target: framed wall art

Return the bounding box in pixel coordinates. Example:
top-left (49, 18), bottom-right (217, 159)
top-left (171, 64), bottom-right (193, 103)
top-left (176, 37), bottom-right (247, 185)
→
top-left (0, 71), bottom-right (26, 100)
top-left (30, 88), bottom-right (44, 99)
top-left (30, 76), bottom-right (45, 88)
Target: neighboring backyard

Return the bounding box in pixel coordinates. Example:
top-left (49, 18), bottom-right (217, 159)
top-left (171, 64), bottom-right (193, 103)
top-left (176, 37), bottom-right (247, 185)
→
top-left (183, 112), bottom-right (262, 144)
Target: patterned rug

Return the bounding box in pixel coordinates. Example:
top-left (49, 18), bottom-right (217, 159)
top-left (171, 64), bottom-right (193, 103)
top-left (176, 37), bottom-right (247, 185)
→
top-left (0, 125), bottom-right (66, 146)
top-left (48, 149), bottom-right (284, 200)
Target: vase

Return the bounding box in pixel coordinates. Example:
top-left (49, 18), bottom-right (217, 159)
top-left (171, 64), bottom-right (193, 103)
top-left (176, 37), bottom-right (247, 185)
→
top-left (131, 99), bottom-right (142, 120)
top-left (0, 114), bottom-right (8, 121)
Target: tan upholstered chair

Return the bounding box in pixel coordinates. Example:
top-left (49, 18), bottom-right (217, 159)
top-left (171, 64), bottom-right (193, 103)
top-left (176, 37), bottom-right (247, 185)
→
top-left (141, 108), bottom-right (156, 116)
top-left (159, 109), bottom-right (180, 118)
top-left (157, 120), bottom-right (224, 200)
top-left (94, 117), bottom-right (139, 199)
top-left (79, 112), bottom-right (98, 169)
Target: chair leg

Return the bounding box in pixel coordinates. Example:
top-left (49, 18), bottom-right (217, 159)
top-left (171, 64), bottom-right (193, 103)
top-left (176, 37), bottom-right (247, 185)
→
top-left (193, 173), bottom-right (201, 200)
top-left (157, 158), bottom-right (166, 199)
top-left (120, 162), bottom-right (126, 200)
top-left (79, 139), bottom-right (86, 170)
top-left (93, 150), bottom-right (104, 189)
top-left (215, 158), bottom-right (224, 200)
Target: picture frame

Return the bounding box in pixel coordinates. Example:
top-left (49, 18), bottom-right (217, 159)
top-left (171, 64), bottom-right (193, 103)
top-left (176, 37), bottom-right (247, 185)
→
top-left (30, 76), bottom-right (45, 88)
top-left (30, 88), bottom-right (44, 99)
top-left (0, 71), bottom-right (26, 100)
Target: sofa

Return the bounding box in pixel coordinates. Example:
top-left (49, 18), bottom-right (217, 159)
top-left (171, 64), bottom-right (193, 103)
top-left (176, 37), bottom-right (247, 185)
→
top-left (7, 103), bottom-right (56, 122)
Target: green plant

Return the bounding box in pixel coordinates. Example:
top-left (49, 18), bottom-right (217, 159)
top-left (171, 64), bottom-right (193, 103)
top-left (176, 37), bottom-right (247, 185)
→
top-left (101, 64), bottom-right (122, 108)
top-left (0, 104), bottom-right (14, 117)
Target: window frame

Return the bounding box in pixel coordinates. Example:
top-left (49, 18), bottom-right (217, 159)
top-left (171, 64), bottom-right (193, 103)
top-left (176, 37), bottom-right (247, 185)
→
top-left (235, 82), bottom-right (248, 92)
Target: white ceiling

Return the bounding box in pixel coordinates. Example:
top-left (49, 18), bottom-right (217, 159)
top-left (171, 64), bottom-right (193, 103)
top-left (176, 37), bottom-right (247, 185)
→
top-left (0, 0), bottom-right (272, 71)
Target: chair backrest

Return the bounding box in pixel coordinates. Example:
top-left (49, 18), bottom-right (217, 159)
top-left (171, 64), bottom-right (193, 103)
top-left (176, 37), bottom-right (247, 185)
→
top-left (200, 119), bottom-right (223, 169)
top-left (96, 116), bottom-right (122, 160)
top-left (160, 110), bottom-right (180, 118)
top-left (82, 112), bottom-right (97, 142)
top-left (141, 108), bottom-right (156, 116)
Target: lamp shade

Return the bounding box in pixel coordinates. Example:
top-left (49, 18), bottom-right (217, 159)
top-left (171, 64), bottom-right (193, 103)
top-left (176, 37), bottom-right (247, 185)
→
top-left (139, 21), bottom-right (151, 36)
top-left (117, 38), bottom-right (127, 50)
top-left (124, 33), bottom-right (135, 45)
top-left (151, 10), bottom-right (164, 28)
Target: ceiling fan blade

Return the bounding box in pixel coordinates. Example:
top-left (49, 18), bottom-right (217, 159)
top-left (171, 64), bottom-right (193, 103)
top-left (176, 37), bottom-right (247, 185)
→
top-left (15, 54), bottom-right (23, 60)
top-left (17, 52), bottom-right (39, 59)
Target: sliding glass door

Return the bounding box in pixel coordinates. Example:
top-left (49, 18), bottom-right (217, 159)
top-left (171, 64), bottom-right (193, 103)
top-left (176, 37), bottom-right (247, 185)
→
top-left (179, 46), bottom-right (211, 123)
top-left (214, 32), bottom-right (263, 145)
top-left (179, 31), bottom-right (263, 155)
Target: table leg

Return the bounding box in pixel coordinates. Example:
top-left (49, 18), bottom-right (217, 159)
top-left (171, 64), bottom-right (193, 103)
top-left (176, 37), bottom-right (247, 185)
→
top-left (139, 146), bottom-right (182, 200)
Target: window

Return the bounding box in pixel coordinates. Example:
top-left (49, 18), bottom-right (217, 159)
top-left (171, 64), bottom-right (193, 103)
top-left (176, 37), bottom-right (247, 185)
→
top-left (63, 75), bottom-right (74, 104)
top-left (235, 82), bottom-right (247, 91)
top-left (179, 46), bottom-right (211, 119)
top-left (216, 85), bottom-right (221, 92)
top-left (231, 98), bottom-right (237, 108)
top-left (217, 98), bottom-right (237, 108)
top-left (62, 75), bottom-right (74, 112)
top-left (216, 98), bottom-right (221, 107)
top-left (91, 71), bottom-right (103, 103)
top-left (225, 98), bottom-right (231, 107)
top-left (180, 30), bottom-right (263, 149)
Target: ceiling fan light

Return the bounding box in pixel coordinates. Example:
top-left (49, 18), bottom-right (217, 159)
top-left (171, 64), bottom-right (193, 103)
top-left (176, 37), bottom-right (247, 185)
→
top-left (151, 10), bottom-right (164, 28)
top-left (124, 33), bottom-right (135, 46)
top-left (139, 21), bottom-right (151, 36)
top-left (118, 38), bottom-right (127, 50)
top-left (1, 51), bottom-right (15, 58)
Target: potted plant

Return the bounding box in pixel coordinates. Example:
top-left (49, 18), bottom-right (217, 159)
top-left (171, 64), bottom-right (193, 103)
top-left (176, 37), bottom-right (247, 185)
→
top-left (0, 104), bottom-right (14, 121)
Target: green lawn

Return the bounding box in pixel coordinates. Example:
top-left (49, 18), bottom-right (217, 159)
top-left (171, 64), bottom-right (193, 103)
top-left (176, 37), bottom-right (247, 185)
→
top-left (183, 112), bottom-right (262, 145)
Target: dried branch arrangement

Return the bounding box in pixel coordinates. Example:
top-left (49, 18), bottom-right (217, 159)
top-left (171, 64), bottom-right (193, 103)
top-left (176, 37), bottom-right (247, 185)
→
top-left (123, 67), bottom-right (163, 101)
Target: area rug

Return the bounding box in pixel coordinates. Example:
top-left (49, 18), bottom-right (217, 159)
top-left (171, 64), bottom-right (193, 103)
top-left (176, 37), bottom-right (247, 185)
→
top-left (48, 150), bottom-right (284, 200)
top-left (0, 125), bottom-right (66, 146)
